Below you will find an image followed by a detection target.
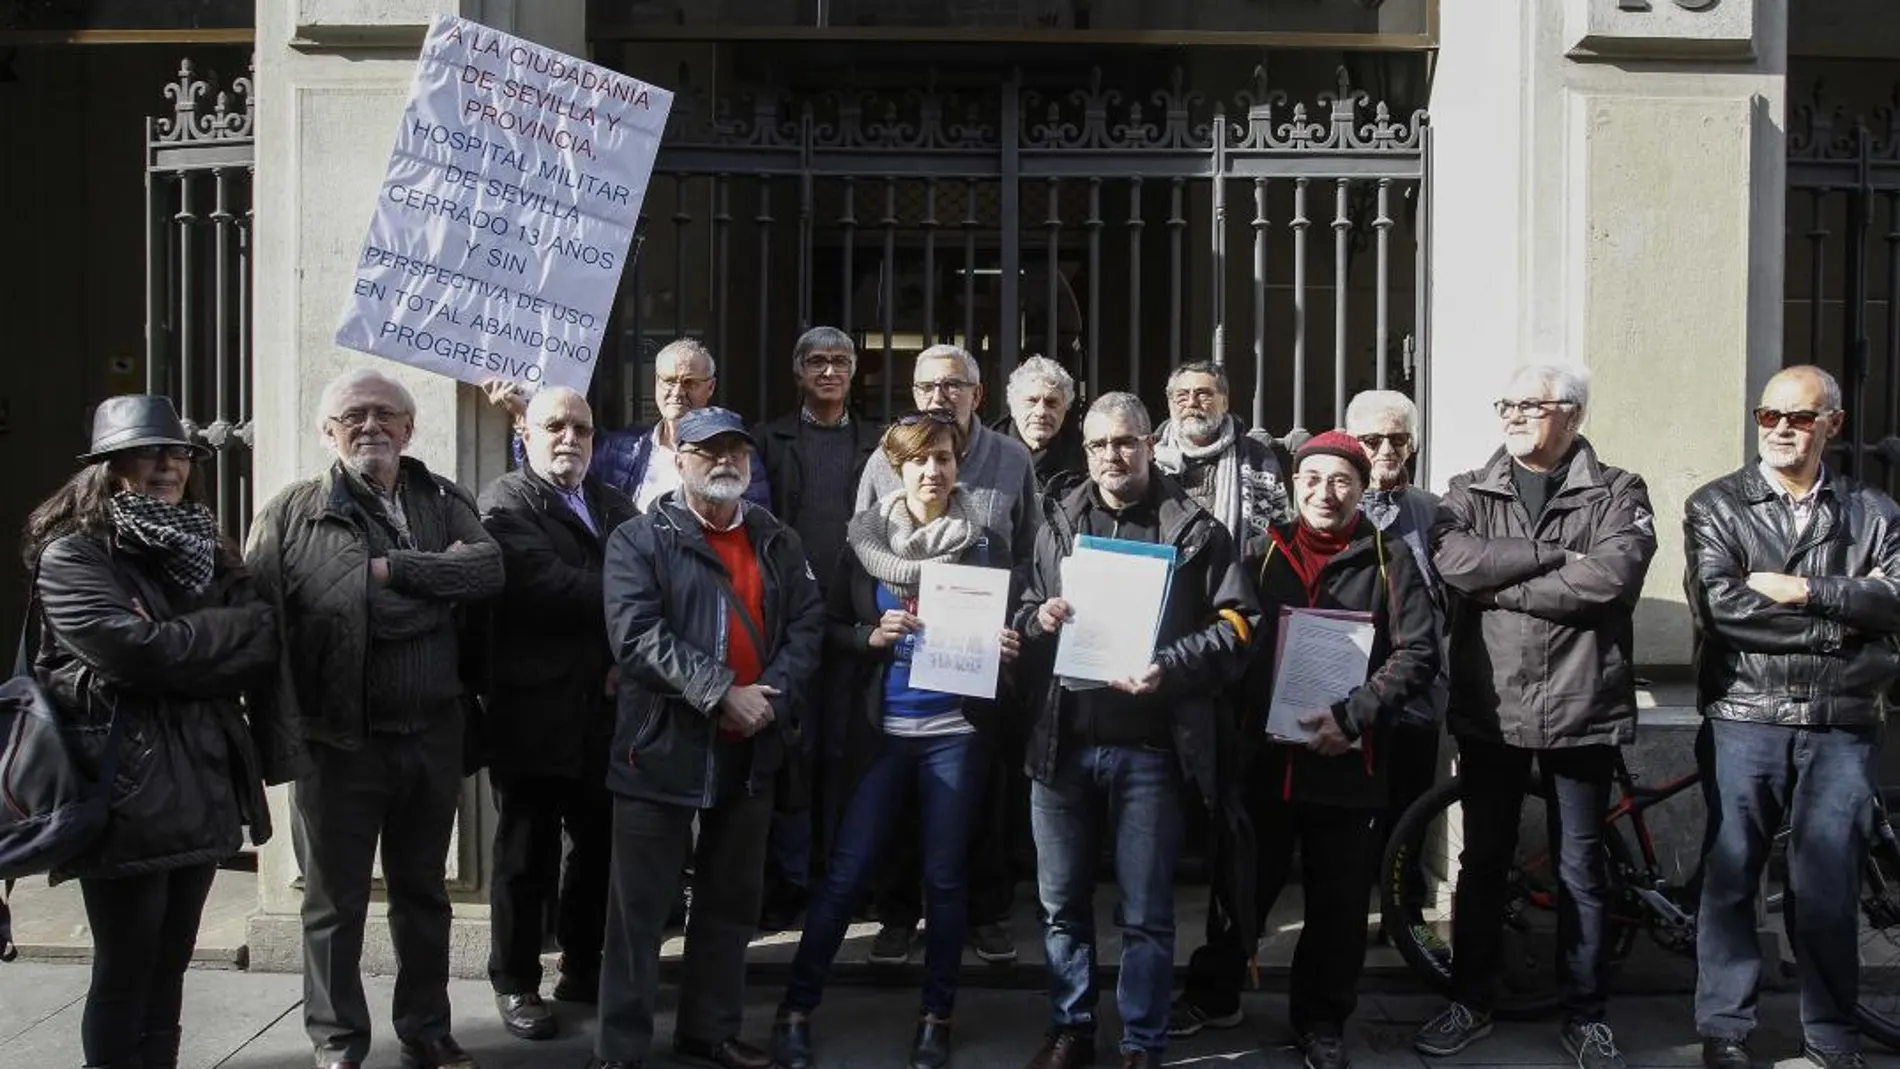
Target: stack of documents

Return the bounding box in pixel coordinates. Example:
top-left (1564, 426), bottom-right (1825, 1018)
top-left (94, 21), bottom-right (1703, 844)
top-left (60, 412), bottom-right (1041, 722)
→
top-left (1054, 536), bottom-right (1176, 688)
top-left (1264, 607), bottom-right (1375, 747)
top-left (908, 562), bottom-right (1012, 699)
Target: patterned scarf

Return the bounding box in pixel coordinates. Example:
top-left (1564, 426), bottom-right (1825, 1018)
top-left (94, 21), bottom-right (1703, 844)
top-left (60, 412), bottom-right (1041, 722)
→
top-left (844, 487), bottom-right (979, 598)
top-left (1156, 413), bottom-right (1242, 537)
top-left (108, 491), bottom-right (220, 595)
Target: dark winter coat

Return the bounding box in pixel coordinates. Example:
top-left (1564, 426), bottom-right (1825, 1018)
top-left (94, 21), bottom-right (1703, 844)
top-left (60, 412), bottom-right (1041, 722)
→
top-left (754, 408), bottom-right (884, 529)
top-left (992, 412), bottom-right (1088, 501)
top-left (34, 532), bottom-right (288, 881)
top-left (1431, 441), bottom-right (1657, 750)
top-left (1240, 521), bottom-right (1439, 810)
top-left (603, 496), bottom-right (826, 807)
top-left (1684, 463), bottom-right (1900, 728)
top-left (475, 468), bottom-right (639, 782)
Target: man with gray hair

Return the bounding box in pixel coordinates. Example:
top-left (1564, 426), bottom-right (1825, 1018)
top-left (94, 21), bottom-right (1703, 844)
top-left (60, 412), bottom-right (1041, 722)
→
top-left (482, 338), bottom-right (769, 512)
top-left (248, 366), bottom-right (505, 1069)
top-left (1415, 362), bottom-right (1656, 1069)
top-left (993, 355), bottom-right (1087, 497)
top-left (476, 386), bottom-right (638, 1041)
top-left (855, 343), bottom-right (1040, 965)
top-left (1153, 361), bottom-right (1293, 546)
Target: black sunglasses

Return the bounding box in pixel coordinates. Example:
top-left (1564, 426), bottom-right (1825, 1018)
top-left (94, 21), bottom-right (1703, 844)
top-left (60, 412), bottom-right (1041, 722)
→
top-left (1753, 407), bottom-right (1833, 432)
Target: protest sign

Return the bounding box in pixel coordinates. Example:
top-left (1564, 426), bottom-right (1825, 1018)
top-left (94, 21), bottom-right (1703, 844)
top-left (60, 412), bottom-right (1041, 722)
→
top-left (335, 14), bottom-right (671, 394)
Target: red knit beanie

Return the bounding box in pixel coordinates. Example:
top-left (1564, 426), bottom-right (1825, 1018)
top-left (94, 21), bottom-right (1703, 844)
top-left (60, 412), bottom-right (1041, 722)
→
top-left (1293, 429), bottom-right (1372, 484)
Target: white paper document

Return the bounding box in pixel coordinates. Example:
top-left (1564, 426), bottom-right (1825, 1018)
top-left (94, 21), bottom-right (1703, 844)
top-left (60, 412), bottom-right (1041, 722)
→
top-left (1265, 608), bottom-right (1375, 744)
top-left (909, 562), bottom-right (1012, 700)
top-left (1053, 544), bottom-right (1173, 685)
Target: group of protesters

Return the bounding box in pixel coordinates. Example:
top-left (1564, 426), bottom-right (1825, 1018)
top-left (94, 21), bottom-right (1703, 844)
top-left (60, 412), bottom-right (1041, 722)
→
top-left (20, 323), bottom-right (1896, 1069)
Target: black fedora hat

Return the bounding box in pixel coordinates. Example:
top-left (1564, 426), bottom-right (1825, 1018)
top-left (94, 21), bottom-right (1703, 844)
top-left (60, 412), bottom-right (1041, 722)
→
top-left (76, 395), bottom-right (210, 464)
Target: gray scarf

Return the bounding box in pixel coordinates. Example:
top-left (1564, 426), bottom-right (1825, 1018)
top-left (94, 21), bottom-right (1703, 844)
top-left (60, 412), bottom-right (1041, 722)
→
top-left (845, 488), bottom-right (979, 597)
top-left (1155, 414), bottom-right (1242, 537)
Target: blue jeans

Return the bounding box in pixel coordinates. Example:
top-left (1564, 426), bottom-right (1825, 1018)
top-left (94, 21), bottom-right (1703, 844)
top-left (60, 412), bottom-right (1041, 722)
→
top-left (1695, 718), bottom-right (1878, 1053)
top-left (1031, 745), bottom-right (1186, 1056)
top-left (782, 732), bottom-right (985, 1017)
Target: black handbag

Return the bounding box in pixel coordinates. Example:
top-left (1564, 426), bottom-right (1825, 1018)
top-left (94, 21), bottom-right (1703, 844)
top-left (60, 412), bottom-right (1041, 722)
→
top-left (0, 580), bottom-right (126, 961)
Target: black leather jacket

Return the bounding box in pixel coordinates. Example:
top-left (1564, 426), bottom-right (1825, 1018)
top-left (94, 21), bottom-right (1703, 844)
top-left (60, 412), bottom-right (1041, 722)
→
top-left (1684, 463), bottom-right (1900, 728)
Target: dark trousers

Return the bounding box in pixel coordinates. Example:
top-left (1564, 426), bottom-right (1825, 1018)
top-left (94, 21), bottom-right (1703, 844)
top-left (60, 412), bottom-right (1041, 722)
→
top-left (1183, 774), bottom-right (1376, 1034)
top-left (293, 717), bottom-right (465, 1062)
top-left (875, 737), bottom-right (1017, 928)
top-left (596, 782), bottom-right (775, 1063)
top-left (1375, 719), bottom-right (1443, 905)
top-left (487, 771), bottom-right (612, 994)
top-left (77, 862), bottom-right (218, 1068)
top-left (785, 732), bottom-right (986, 1018)
top-left (1695, 718), bottom-right (1878, 1053)
top-left (1450, 739), bottom-right (1615, 1024)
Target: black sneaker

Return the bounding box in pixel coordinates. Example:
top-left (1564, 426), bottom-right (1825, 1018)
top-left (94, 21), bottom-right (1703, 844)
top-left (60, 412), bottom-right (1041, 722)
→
top-left (1803, 1045), bottom-right (1868, 1069)
top-left (1561, 1021), bottom-right (1628, 1069)
top-left (1413, 1003), bottom-right (1492, 1057)
top-left (1300, 1031), bottom-right (1351, 1069)
top-left (1166, 995), bottom-right (1243, 1038)
top-left (969, 922), bottom-right (1017, 964)
top-left (1701, 1037), bottom-right (1751, 1069)
top-left (868, 923), bottom-right (914, 965)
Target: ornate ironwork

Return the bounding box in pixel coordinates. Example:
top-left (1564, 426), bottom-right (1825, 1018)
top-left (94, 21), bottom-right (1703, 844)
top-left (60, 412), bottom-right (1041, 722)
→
top-left (152, 58), bottom-right (254, 145)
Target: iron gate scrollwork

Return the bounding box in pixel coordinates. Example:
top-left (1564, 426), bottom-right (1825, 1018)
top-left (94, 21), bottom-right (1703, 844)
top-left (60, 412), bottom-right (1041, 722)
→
top-left (608, 58), bottom-right (1429, 457)
top-left (146, 58), bottom-right (256, 541)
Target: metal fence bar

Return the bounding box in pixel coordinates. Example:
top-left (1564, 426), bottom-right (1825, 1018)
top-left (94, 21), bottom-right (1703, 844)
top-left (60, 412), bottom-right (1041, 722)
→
top-left (962, 179), bottom-right (978, 355)
top-left (1809, 189), bottom-right (1830, 372)
top-left (1168, 177), bottom-right (1185, 367)
top-left (1374, 178), bottom-right (1393, 389)
top-left (1045, 177), bottom-right (1060, 363)
top-left (176, 173), bottom-right (197, 421)
top-left (1251, 177), bottom-right (1268, 429)
top-left (1086, 178), bottom-right (1102, 400)
top-left (713, 175), bottom-right (732, 387)
top-left (1845, 128), bottom-right (1873, 479)
top-left (211, 167), bottom-right (234, 526)
top-left (999, 76), bottom-right (1021, 381)
top-left (757, 179), bottom-right (775, 419)
top-left (922, 179), bottom-right (938, 343)
top-left (1290, 177), bottom-right (1309, 434)
top-left (881, 177), bottom-right (899, 423)
top-left (673, 177), bottom-right (690, 340)
top-left (1127, 177), bottom-right (1143, 389)
top-left (1209, 110), bottom-right (1227, 368)
top-left (1887, 188), bottom-right (1900, 491)
top-left (1332, 178), bottom-right (1351, 425)
top-left (840, 176), bottom-right (857, 336)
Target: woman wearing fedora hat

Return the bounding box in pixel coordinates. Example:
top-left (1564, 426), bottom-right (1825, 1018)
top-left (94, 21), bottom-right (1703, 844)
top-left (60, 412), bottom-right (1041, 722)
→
top-left (20, 394), bottom-right (297, 1069)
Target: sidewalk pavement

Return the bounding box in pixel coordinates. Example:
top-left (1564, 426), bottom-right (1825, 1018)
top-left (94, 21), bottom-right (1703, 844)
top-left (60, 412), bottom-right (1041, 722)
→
top-left (1, 960), bottom-right (1891, 1069)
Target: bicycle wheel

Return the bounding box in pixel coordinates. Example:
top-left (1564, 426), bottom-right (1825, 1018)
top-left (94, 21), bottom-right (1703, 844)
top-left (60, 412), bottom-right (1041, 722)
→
top-left (1379, 774), bottom-right (1641, 1019)
top-left (1852, 795), bottom-right (1900, 1051)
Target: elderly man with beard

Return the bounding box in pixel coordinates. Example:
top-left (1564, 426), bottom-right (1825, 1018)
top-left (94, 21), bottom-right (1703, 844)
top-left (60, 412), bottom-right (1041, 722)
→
top-left (483, 338), bottom-right (769, 511)
top-left (591, 407), bottom-right (825, 1069)
top-left (248, 367), bottom-right (505, 1069)
top-left (1685, 366), bottom-right (1900, 1069)
top-left (1153, 361), bottom-right (1293, 546)
top-left (993, 356), bottom-right (1087, 498)
top-left (476, 387), bottom-right (638, 1041)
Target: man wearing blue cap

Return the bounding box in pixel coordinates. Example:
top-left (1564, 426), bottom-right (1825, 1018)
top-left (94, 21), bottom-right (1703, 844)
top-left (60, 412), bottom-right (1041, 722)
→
top-left (591, 407), bottom-right (826, 1069)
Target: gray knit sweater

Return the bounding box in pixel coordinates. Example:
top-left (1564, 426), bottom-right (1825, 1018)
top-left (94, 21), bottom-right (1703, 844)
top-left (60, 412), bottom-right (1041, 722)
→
top-left (854, 419), bottom-right (1040, 570)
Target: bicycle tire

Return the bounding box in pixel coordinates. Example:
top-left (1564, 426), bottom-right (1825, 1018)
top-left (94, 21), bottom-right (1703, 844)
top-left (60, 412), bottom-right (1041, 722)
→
top-left (1379, 773), bottom-right (1642, 1019)
top-left (1852, 803), bottom-right (1900, 1052)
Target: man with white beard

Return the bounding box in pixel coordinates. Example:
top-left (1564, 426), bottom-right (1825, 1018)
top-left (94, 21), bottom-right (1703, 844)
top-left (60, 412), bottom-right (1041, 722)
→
top-left (591, 407), bottom-right (826, 1069)
top-left (1152, 361), bottom-right (1292, 546)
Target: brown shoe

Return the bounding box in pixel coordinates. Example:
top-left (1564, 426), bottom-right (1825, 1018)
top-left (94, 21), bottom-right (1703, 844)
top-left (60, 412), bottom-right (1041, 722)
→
top-left (1025, 1033), bottom-right (1096, 1069)
top-left (675, 1037), bottom-right (779, 1069)
top-left (399, 1034), bottom-right (480, 1069)
top-left (1119, 1052), bottom-right (1155, 1069)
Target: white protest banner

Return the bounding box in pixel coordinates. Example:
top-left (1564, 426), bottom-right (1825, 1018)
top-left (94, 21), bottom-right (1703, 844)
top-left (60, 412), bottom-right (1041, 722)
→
top-left (335, 14), bottom-right (671, 395)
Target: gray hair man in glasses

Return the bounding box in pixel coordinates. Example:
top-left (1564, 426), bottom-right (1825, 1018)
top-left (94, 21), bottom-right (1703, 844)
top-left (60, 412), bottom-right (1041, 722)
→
top-left (1683, 365), bottom-right (1900, 1069)
top-left (853, 342), bottom-right (1040, 965)
top-left (248, 366), bottom-right (505, 1069)
top-left (1415, 361), bottom-right (1656, 1069)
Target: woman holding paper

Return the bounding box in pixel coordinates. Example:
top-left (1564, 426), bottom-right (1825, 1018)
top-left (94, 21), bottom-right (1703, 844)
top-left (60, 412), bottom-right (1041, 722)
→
top-left (772, 412), bottom-right (1020, 1069)
top-left (1173, 430), bottom-right (1437, 1069)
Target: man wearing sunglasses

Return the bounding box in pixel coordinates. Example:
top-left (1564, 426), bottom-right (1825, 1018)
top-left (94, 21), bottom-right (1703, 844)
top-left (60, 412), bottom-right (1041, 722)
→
top-left (1683, 365), bottom-right (1900, 1069)
top-left (1417, 362), bottom-right (1656, 1069)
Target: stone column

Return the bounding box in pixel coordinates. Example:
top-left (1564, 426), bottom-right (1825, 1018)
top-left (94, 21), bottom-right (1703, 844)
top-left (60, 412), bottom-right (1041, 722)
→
top-left (1425, 0), bottom-right (1787, 667)
top-left (248, 0), bottom-right (589, 975)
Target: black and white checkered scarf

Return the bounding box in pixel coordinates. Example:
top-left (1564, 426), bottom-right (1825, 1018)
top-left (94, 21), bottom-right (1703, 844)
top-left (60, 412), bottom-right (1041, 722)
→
top-left (109, 491), bottom-right (220, 595)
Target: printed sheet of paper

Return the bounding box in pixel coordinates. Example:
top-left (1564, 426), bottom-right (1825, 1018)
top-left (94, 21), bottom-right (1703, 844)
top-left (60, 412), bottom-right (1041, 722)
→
top-left (909, 562), bottom-right (1011, 700)
top-left (1264, 607), bottom-right (1375, 744)
top-left (1054, 541), bottom-right (1174, 685)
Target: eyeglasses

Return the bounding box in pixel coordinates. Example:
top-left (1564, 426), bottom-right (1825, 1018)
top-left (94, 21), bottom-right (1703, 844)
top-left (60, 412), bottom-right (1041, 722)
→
top-left (657, 374), bottom-right (712, 395)
top-left (329, 406), bottom-right (407, 428)
top-left (913, 378), bottom-right (974, 397)
top-left (1356, 432), bottom-right (1413, 452)
top-left (1493, 399), bottom-right (1576, 420)
top-left (1084, 435), bottom-right (1147, 457)
top-left (125, 444), bottom-right (196, 463)
top-left (1753, 407), bottom-right (1834, 432)
top-left (678, 439), bottom-right (751, 461)
top-left (1295, 473), bottom-right (1361, 494)
top-left (801, 354), bottom-right (853, 374)
top-left (1168, 387), bottom-right (1222, 405)
top-left (539, 418), bottom-right (595, 438)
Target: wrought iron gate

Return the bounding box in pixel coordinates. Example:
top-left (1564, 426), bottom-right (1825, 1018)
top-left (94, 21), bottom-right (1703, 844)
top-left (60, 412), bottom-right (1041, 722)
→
top-left (1786, 83), bottom-right (1900, 490)
top-left (605, 58), bottom-right (1429, 454)
top-left (145, 59), bottom-right (255, 540)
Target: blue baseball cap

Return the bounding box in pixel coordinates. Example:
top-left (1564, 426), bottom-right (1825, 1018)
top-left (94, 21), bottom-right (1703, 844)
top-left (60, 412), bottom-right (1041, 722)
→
top-left (675, 406), bottom-right (755, 449)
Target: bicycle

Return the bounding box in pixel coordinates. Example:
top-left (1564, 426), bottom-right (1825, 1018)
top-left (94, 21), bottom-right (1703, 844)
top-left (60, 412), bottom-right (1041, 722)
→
top-left (1378, 747), bottom-right (1900, 1049)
